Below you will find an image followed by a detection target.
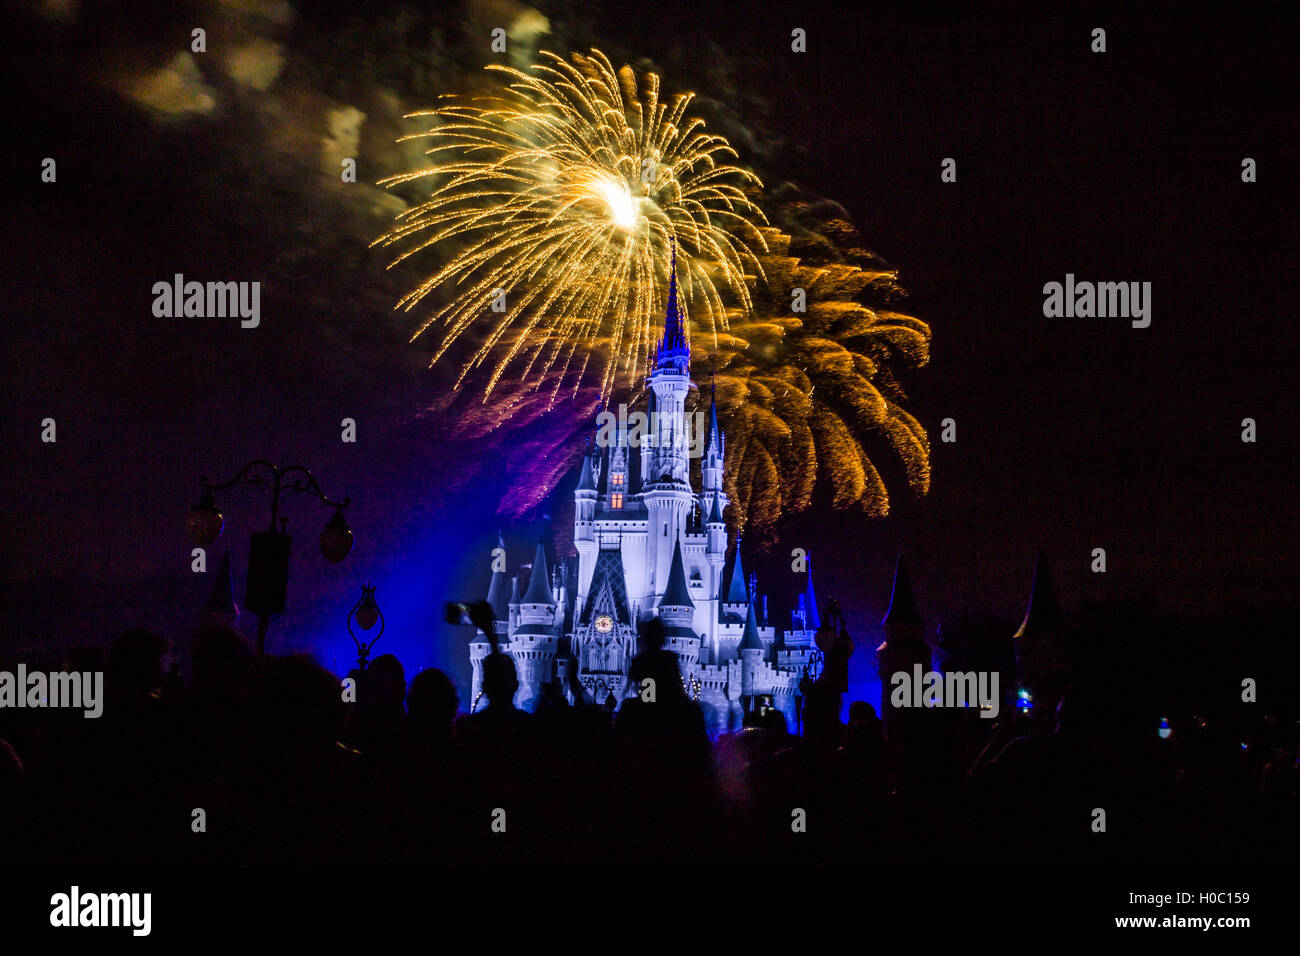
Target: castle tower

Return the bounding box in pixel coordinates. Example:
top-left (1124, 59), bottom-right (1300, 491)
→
top-left (642, 243), bottom-right (696, 610)
top-left (803, 551), bottom-right (821, 631)
top-left (704, 492), bottom-right (727, 618)
top-left (507, 572), bottom-right (521, 633)
top-left (786, 550), bottom-right (820, 649)
top-left (513, 536), bottom-right (558, 710)
top-left (571, 544), bottom-right (636, 704)
top-left (639, 388), bottom-right (655, 488)
top-left (877, 555), bottom-right (929, 742)
top-left (738, 598), bottom-right (765, 712)
top-left (658, 538), bottom-right (700, 670)
top-left (722, 537), bottom-right (749, 609)
top-left (1013, 549), bottom-right (1069, 720)
top-left (469, 535), bottom-right (510, 711)
top-left (485, 531), bottom-right (511, 641)
top-left (702, 384), bottom-right (724, 496)
top-left (574, 447), bottom-right (598, 592)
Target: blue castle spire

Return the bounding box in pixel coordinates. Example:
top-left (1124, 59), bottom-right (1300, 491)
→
top-left (654, 240), bottom-right (689, 369)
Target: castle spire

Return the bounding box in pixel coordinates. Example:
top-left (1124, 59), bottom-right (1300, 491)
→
top-left (738, 598), bottom-right (764, 650)
top-left (485, 531), bottom-right (511, 622)
top-left (659, 538), bottom-right (694, 609)
top-left (726, 537), bottom-right (748, 603)
top-left (1014, 549), bottom-right (1066, 638)
top-left (653, 239), bottom-right (689, 370)
top-left (577, 443), bottom-right (596, 492)
top-left (705, 378), bottom-right (721, 456)
top-left (804, 550), bottom-right (821, 630)
top-left (881, 554), bottom-right (921, 626)
top-left (521, 534), bottom-right (555, 606)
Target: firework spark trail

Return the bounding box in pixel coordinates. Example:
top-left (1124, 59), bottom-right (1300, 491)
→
top-left (702, 218), bottom-right (932, 546)
top-left (452, 220), bottom-right (932, 550)
top-left (373, 49), bottom-right (770, 402)
top-left (378, 57), bottom-right (929, 543)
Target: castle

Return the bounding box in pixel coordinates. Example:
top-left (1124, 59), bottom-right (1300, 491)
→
top-left (468, 254), bottom-right (821, 735)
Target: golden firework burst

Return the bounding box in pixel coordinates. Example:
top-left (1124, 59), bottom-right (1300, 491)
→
top-left (373, 49), bottom-right (769, 401)
top-left (700, 210), bottom-right (931, 546)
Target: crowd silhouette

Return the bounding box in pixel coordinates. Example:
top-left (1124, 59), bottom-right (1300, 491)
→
top-left (1, 601), bottom-right (1295, 867)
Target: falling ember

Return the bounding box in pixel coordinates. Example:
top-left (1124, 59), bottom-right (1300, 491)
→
top-left (699, 197), bottom-right (932, 547)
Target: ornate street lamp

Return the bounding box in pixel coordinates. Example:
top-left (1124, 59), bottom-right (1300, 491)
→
top-left (186, 490), bottom-right (225, 547)
top-left (188, 459), bottom-right (352, 655)
top-left (347, 584), bottom-right (384, 671)
top-left (321, 508), bottom-right (355, 564)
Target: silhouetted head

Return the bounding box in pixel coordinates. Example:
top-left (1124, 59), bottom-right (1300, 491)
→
top-left (762, 708), bottom-right (789, 736)
top-left (109, 629), bottom-right (167, 701)
top-left (362, 653), bottom-right (407, 714)
top-left (190, 625), bottom-right (250, 693)
top-left (481, 652), bottom-right (519, 706)
top-left (849, 700), bottom-right (879, 724)
top-left (535, 679), bottom-right (570, 714)
top-left (408, 668), bottom-right (459, 733)
top-left (639, 616), bottom-right (667, 651)
top-left (258, 654), bottom-right (344, 747)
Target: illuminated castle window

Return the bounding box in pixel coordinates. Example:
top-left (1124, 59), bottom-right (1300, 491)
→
top-left (611, 492), bottom-right (623, 509)
top-left (610, 472), bottom-right (624, 509)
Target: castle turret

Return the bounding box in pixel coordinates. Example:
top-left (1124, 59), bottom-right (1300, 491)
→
top-left (468, 628), bottom-right (495, 712)
top-left (470, 536), bottom-right (506, 710)
top-left (513, 536), bottom-right (558, 709)
top-left (725, 538), bottom-right (749, 606)
top-left (738, 598), bottom-right (765, 709)
top-left (787, 551), bottom-right (820, 648)
top-left (658, 538), bottom-right (700, 668)
top-left (642, 243), bottom-right (696, 608)
top-left (877, 555), bottom-right (929, 741)
top-left (703, 493), bottom-right (727, 633)
top-left (508, 573), bottom-right (521, 633)
top-left (639, 389), bottom-right (655, 488)
top-left (803, 551), bottom-right (821, 631)
top-left (702, 383), bottom-right (724, 495)
top-left (1013, 550), bottom-right (1069, 719)
top-left (485, 531), bottom-right (511, 638)
top-left (575, 447), bottom-right (598, 588)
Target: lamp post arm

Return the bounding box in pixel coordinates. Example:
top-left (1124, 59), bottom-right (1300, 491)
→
top-left (278, 465), bottom-right (351, 511)
top-left (202, 460), bottom-right (350, 532)
top-left (201, 458), bottom-right (280, 494)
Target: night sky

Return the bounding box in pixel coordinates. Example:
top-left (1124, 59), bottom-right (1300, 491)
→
top-left (1, 1), bottom-right (1295, 703)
